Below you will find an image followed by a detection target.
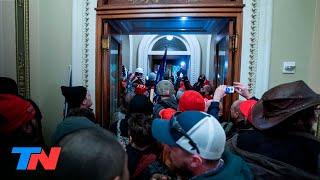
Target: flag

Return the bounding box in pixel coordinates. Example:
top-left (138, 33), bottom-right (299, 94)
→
top-left (156, 47), bottom-right (167, 83)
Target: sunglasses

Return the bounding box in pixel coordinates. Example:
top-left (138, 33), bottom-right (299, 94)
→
top-left (135, 72), bottom-right (143, 76)
top-left (169, 112), bottom-right (200, 154)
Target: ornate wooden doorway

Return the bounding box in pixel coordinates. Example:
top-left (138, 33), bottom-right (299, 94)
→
top-left (96, 0), bottom-right (244, 126)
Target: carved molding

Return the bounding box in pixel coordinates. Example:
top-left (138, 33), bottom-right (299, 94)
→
top-left (240, 0), bottom-right (272, 98)
top-left (247, 0), bottom-right (258, 95)
top-left (82, 0), bottom-right (90, 87)
top-left (72, 0), bottom-right (97, 109)
top-left (15, 0), bottom-right (30, 98)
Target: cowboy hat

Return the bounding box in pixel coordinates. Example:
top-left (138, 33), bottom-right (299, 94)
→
top-left (252, 80), bottom-right (320, 130)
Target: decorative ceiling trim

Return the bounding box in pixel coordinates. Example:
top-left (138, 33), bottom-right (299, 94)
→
top-left (15, 0), bottom-right (30, 98)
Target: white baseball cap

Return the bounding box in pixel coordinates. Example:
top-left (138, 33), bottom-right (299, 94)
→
top-left (135, 67), bottom-right (144, 74)
top-left (152, 111), bottom-right (226, 160)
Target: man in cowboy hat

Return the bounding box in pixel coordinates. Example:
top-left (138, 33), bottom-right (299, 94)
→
top-left (228, 80), bottom-right (320, 179)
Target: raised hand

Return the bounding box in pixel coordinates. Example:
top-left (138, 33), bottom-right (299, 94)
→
top-left (213, 85), bottom-right (227, 102)
top-left (233, 82), bottom-right (252, 99)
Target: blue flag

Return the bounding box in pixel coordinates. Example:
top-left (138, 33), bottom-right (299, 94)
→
top-left (156, 47), bottom-right (167, 83)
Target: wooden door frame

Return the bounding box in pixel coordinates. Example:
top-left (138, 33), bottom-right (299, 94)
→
top-left (96, 20), bottom-right (122, 127)
top-left (96, 2), bottom-right (244, 125)
top-left (214, 19), bottom-right (237, 120)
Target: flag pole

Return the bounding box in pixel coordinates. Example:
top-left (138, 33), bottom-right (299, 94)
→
top-left (63, 65), bottom-right (72, 118)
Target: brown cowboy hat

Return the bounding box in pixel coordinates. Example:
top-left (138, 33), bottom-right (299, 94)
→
top-left (251, 80), bottom-right (320, 130)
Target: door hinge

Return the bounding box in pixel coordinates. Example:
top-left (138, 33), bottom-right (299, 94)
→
top-left (229, 34), bottom-right (239, 52)
top-left (102, 36), bottom-right (110, 50)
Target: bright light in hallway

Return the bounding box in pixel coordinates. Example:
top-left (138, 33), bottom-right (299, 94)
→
top-left (166, 35), bottom-right (173, 41)
top-left (180, 17), bottom-right (188, 21)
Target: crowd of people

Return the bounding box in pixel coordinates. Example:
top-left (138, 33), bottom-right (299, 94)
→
top-left (1, 67), bottom-right (320, 179)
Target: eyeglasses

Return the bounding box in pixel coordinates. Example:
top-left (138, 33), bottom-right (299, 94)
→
top-left (169, 112), bottom-right (200, 154)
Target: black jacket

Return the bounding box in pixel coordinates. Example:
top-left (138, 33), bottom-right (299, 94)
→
top-left (228, 130), bottom-right (320, 179)
top-left (153, 97), bottom-right (178, 118)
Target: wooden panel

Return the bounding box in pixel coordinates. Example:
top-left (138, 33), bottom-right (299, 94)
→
top-left (213, 19), bottom-right (240, 121)
top-left (95, 16), bottom-right (103, 125)
top-left (96, 1), bottom-right (244, 19)
top-left (224, 19), bottom-right (235, 120)
top-left (102, 23), bottom-right (111, 128)
top-left (98, 0), bottom-right (243, 7)
top-left (96, 21), bottom-right (123, 128)
top-left (232, 13), bottom-right (243, 103)
top-left (98, 13), bottom-right (241, 20)
top-left (97, 7), bottom-right (242, 15)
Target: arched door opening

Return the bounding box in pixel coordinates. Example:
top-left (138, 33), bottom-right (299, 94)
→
top-left (150, 55), bottom-right (190, 82)
top-left (138, 34), bottom-right (199, 84)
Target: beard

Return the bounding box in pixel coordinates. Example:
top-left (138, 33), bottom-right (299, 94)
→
top-left (168, 158), bottom-right (193, 179)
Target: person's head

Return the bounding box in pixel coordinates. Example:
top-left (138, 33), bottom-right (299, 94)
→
top-left (197, 74), bottom-right (206, 84)
top-left (135, 67), bottom-right (144, 79)
top-left (156, 80), bottom-right (175, 99)
top-left (152, 111), bottom-right (226, 176)
top-left (128, 113), bottom-right (154, 148)
top-left (82, 89), bottom-right (93, 108)
top-left (178, 90), bottom-right (205, 112)
top-left (0, 77), bottom-right (18, 95)
top-left (180, 62), bottom-right (186, 70)
top-left (200, 85), bottom-right (213, 95)
top-left (0, 94), bottom-right (43, 146)
top-left (148, 72), bottom-right (156, 82)
top-left (230, 100), bottom-right (244, 121)
top-left (182, 76), bottom-right (192, 90)
top-left (176, 89), bottom-right (185, 101)
top-left (129, 94), bottom-right (153, 115)
top-left (251, 80), bottom-right (320, 134)
top-left (238, 100), bottom-right (257, 125)
top-left (61, 86), bottom-right (92, 109)
top-left (56, 128), bottom-right (129, 180)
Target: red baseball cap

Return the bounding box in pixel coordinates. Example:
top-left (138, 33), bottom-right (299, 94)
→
top-left (239, 100), bottom-right (257, 124)
top-left (159, 108), bottom-right (176, 120)
top-left (0, 94), bottom-right (36, 134)
top-left (135, 84), bottom-right (147, 95)
top-left (178, 90), bottom-right (205, 112)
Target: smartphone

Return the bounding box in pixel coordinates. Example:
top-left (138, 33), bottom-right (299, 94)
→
top-left (225, 86), bottom-right (235, 94)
